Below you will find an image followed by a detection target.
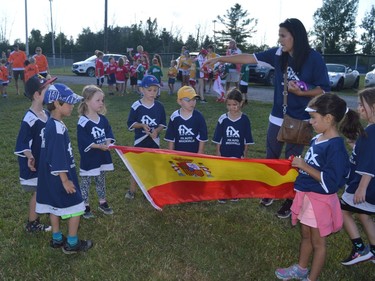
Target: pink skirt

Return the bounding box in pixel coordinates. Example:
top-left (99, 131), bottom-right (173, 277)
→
top-left (297, 194), bottom-right (317, 228)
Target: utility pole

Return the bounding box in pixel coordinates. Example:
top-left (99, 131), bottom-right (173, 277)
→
top-left (25, 0), bottom-right (29, 55)
top-left (104, 0), bottom-right (108, 53)
top-left (49, 0), bottom-right (56, 65)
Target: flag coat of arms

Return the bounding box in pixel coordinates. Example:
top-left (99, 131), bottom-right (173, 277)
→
top-left (112, 146), bottom-right (298, 210)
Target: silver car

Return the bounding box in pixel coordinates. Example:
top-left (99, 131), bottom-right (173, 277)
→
top-left (326, 63), bottom-right (360, 91)
top-left (365, 64), bottom-right (375, 88)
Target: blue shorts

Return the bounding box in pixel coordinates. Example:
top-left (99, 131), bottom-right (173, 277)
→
top-left (107, 73), bottom-right (116, 85)
top-left (168, 78), bottom-right (176, 85)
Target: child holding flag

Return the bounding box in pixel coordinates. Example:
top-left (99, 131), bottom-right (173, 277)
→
top-left (275, 93), bottom-right (364, 281)
top-left (164, 86), bottom-right (208, 154)
top-left (212, 88), bottom-right (254, 203)
top-left (77, 85), bottom-right (115, 219)
top-left (125, 75), bottom-right (166, 199)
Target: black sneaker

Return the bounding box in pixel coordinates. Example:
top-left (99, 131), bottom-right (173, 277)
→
top-left (50, 235), bottom-right (66, 249)
top-left (62, 239), bottom-right (94, 254)
top-left (260, 198), bottom-right (274, 207)
top-left (25, 218), bottom-right (52, 233)
top-left (276, 199), bottom-right (293, 219)
top-left (98, 202), bottom-right (113, 215)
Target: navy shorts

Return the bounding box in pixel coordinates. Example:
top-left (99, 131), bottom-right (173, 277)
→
top-left (107, 73), bottom-right (116, 85)
top-left (168, 78), bottom-right (176, 85)
top-left (13, 70), bottom-right (25, 80)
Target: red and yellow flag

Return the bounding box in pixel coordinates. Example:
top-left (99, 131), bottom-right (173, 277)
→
top-left (112, 146), bottom-right (298, 210)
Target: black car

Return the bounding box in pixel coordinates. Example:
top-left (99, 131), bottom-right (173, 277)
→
top-left (248, 62), bottom-right (275, 86)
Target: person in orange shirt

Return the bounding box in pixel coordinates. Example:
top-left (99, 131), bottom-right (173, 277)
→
top-left (33, 47), bottom-right (49, 78)
top-left (8, 44), bottom-right (27, 95)
top-left (24, 57), bottom-right (39, 82)
top-left (0, 58), bottom-right (10, 97)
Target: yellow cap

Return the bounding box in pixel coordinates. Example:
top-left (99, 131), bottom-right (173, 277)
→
top-left (177, 86), bottom-right (198, 100)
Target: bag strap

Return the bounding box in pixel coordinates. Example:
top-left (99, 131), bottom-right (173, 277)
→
top-left (282, 68), bottom-right (288, 115)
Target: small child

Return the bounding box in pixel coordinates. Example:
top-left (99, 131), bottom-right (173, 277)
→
top-left (275, 93), bottom-right (364, 281)
top-left (115, 57), bottom-right (128, 95)
top-left (0, 58), bottom-right (10, 97)
top-left (148, 57), bottom-right (163, 85)
top-left (125, 75), bottom-right (166, 199)
top-left (129, 60), bottom-right (138, 93)
top-left (167, 60), bottom-right (178, 95)
top-left (164, 86), bottom-right (208, 153)
top-left (95, 51), bottom-right (105, 88)
top-left (136, 58), bottom-right (146, 94)
top-left (106, 57), bottom-right (117, 95)
top-left (213, 88), bottom-right (254, 203)
top-left (77, 85), bottom-right (115, 219)
top-left (14, 75), bottom-right (56, 232)
top-left (240, 64), bottom-right (251, 104)
top-left (340, 87), bottom-right (375, 266)
top-left (36, 83), bottom-right (93, 254)
top-left (24, 57), bottom-right (39, 82)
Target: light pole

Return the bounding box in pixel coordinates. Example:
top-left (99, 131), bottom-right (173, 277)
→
top-left (25, 0), bottom-right (29, 55)
top-left (49, 0), bottom-right (56, 65)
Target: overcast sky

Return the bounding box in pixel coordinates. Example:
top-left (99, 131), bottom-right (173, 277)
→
top-left (1, 0), bottom-right (373, 48)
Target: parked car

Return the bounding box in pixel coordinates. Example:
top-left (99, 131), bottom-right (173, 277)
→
top-left (364, 64), bottom-right (375, 88)
top-left (248, 61), bottom-right (275, 86)
top-left (326, 63), bottom-right (360, 91)
top-left (72, 53), bottom-right (124, 77)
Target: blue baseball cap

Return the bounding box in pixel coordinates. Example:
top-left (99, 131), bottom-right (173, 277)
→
top-left (44, 83), bottom-right (82, 105)
top-left (140, 75), bottom-right (160, 88)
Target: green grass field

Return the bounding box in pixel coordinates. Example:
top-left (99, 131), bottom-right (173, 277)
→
top-left (0, 80), bottom-right (373, 281)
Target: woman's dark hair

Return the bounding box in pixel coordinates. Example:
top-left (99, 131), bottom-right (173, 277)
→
top-left (308, 93), bottom-right (365, 141)
top-left (359, 87), bottom-right (375, 119)
top-left (279, 18), bottom-right (311, 73)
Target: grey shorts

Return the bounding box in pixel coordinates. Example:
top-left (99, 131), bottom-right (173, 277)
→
top-left (226, 72), bottom-right (240, 83)
top-left (21, 184), bottom-right (37, 192)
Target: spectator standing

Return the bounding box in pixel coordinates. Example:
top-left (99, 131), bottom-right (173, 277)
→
top-left (95, 51), bottom-right (105, 88)
top-left (225, 39), bottom-right (242, 92)
top-left (206, 44), bottom-right (219, 93)
top-left (8, 44), bottom-right (27, 95)
top-left (24, 57), bottom-right (39, 82)
top-left (167, 60), bottom-right (178, 95)
top-left (33, 47), bottom-right (49, 78)
top-left (205, 18), bottom-right (330, 219)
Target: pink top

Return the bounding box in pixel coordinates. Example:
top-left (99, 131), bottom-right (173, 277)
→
top-left (291, 191), bottom-right (343, 237)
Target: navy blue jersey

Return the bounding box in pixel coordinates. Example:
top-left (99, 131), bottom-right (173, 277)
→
top-left (255, 47), bottom-right (330, 120)
top-left (212, 113), bottom-right (254, 158)
top-left (127, 100), bottom-right (166, 146)
top-left (14, 109), bottom-right (49, 186)
top-left (77, 114), bottom-right (115, 176)
top-left (165, 109), bottom-right (208, 153)
top-left (36, 119), bottom-right (84, 216)
top-left (345, 124), bottom-right (375, 204)
top-left (294, 135), bottom-right (349, 194)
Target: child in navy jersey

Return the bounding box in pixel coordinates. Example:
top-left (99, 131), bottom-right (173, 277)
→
top-left (37, 83), bottom-right (93, 254)
top-left (14, 75), bottom-right (56, 232)
top-left (340, 87), bottom-right (375, 266)
top-left (77, 85), bottom-right (115, 219)
top-left (275, 93), bottom-right (364, 281)
top-left (164, 86), bottom-right (208, 153)
top-left (212, 88), bottom-right (254, 203)
top-left (125, 75), bottom-right (166, 199)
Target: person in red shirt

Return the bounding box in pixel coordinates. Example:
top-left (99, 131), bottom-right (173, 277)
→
top-left (106, 57), bottom-right (117, 95)
top-left (115, 57), bottom-right (129, 95)
top-left (33, 47), bottom-right (49, 78)
top-left (95, 51), bottom-right (105, 88)
top-left (8, 44), bottom-right (27, 95)
top-left (24, 57), bottom-right (39, 82)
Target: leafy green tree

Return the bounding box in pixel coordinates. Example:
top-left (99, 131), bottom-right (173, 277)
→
top-left (359, 5), bottom-right (375, 54)
top-left (312, 0), bottom-right (358, 54)
top-left (215, 3), bottom-right (258, 52)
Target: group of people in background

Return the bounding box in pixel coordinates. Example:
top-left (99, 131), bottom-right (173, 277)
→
top-left (9, 16), bottom-right (375, 281)
top-left (0, 44), bottom-right (49, 98)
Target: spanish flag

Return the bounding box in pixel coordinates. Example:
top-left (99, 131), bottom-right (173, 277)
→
top-left (112, 146), bottom-right (298, 210)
